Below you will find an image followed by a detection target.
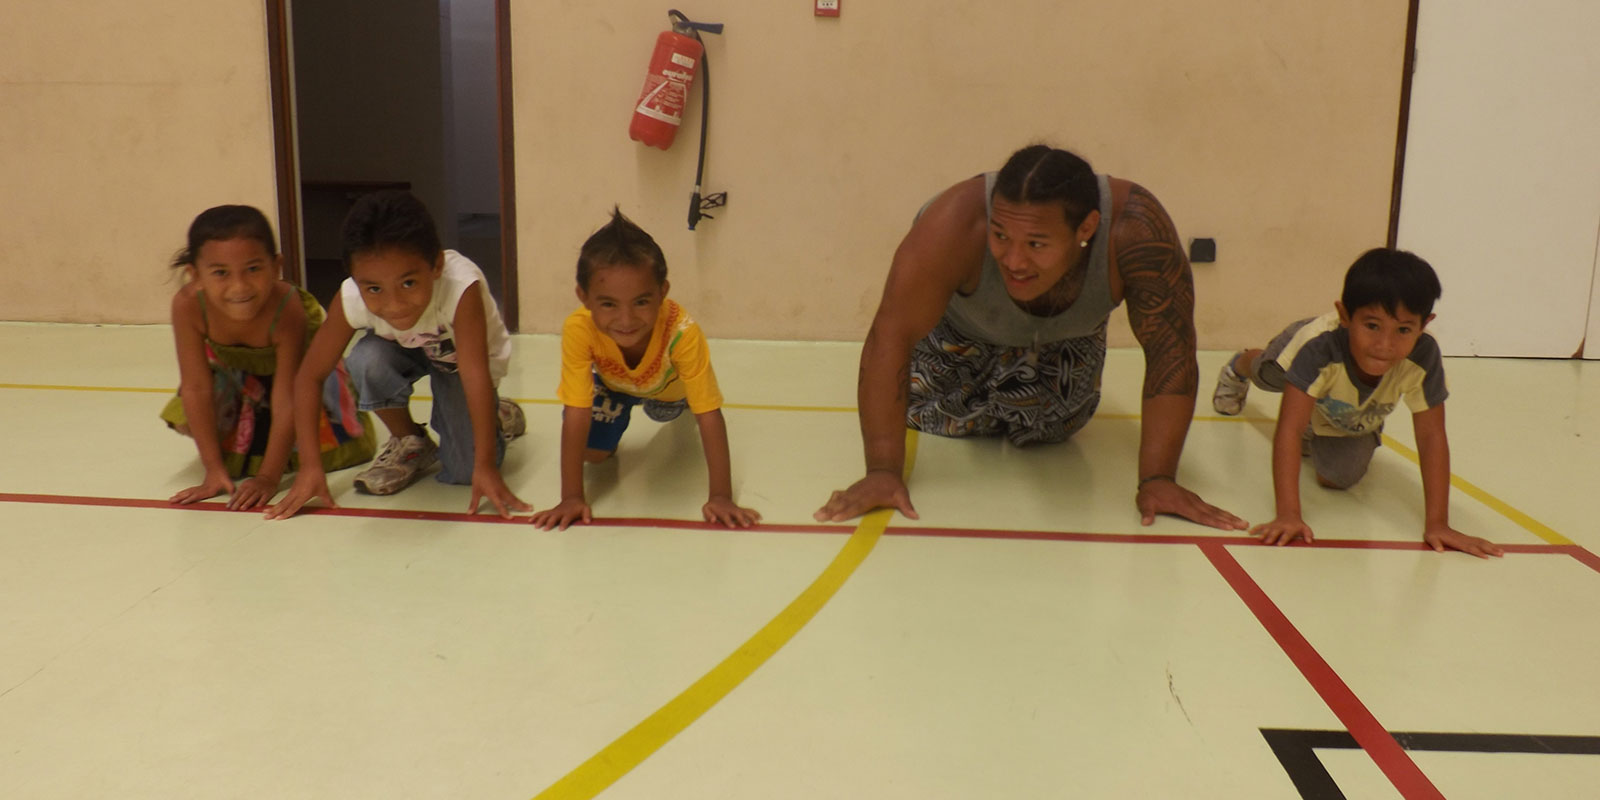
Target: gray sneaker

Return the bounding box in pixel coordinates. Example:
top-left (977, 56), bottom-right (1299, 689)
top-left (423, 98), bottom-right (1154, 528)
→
top-left (643, 398), bottom-right (687, 423)
top-left (353, 432), bottom-right (438, 495)
top-left (1212, 352), bottom-right (1249, 416)
top-left (497, 397), bottom-right (526, 440)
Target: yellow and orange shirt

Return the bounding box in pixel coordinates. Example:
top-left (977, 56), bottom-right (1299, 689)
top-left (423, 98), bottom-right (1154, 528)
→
top-left (556, 298), bottom-right (723, 413)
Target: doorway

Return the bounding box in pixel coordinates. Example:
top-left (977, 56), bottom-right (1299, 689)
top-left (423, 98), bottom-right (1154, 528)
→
top-left (265, 0), bottom-right (519, 330)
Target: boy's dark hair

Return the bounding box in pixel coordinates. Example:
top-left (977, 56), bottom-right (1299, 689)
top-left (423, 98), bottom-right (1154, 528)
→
top-left (172, 205), bottom-right (279, 269)
top-left (993, 144), bottom-right (1100, 228)
top-left (1341, 247), bottom-right (1442, 318)
top-left (576, 206), bottom-right (667, 290)
top-left (340, 190), bottom-right (442, 267)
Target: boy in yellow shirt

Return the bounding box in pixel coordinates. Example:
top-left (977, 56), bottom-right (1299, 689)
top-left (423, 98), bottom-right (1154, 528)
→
top-left (531, 208), bottom-right (760, 529)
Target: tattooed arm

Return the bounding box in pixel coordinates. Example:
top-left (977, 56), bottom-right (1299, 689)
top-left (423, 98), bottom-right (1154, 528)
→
top-left (1115, 183), bottom-right (1247, 530)
top-left (814, 176), bottom-right (988, 522)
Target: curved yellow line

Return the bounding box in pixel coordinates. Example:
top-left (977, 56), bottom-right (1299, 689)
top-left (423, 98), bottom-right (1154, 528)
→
top-left (531, 430), bottom-right (918, 800)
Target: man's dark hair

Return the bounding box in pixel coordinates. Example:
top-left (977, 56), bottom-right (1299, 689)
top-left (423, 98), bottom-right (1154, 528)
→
top-left (576, 206), bottom-right (667, 289)
top-left (340, 190), bottom-right (442, 267)
top-left (1341, 247), bottom-right (1442, 318)
top-left (993, 144), bottom-right (1100, 228)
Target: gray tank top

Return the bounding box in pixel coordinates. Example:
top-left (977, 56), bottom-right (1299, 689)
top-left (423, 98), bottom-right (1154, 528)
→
top-left (938, 172), bottom-right (1118, 348)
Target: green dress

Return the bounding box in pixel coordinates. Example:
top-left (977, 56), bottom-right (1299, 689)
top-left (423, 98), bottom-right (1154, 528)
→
top-left (161, 286), bottom-right (376, 477)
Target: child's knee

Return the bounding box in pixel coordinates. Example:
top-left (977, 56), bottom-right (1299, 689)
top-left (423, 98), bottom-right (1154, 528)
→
top-left (342, 334), bottom-right (385, 374)
top-left (433, 425), bottom-right (505, 485)
top-left (1314, 460), bottom-right (1370, 490)
top-left (1309, 433), bottom-right (1378, 490)
top-left (1315, 471), bottom-right (1355, 490)
top-left (1250, 359), bottom-right (1288, 392)
top-left (434, 446), bottom-right (484, 485)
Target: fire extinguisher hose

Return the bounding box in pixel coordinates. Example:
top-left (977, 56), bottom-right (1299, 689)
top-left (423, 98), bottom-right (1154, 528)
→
top-left (667, 9), bottom-right (723, 230)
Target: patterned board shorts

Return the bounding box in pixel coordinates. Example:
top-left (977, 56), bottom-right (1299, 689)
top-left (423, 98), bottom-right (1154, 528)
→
top-left (907, 318), bottom-right (1107, 447)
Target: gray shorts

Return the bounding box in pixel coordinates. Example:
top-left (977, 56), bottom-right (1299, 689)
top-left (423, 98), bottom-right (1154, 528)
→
top-left (1249, 317), bottom-right (1314, 393)
top-left (1255, 317), bottom-right (1380, 489)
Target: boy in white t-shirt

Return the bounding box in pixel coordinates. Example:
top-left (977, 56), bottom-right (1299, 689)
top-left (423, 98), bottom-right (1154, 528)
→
top-left (267, 190), bottom-right (530, 519)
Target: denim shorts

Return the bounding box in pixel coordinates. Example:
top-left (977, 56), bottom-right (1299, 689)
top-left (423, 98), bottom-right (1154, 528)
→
top-left (585, 371), bottom-right (688, 452)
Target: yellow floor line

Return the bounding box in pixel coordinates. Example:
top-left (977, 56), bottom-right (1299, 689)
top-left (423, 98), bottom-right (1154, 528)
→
top-left (0, 383), bottom-right (172, 394)
top-left (1380, 434), bottom-right (1573, 546)
top-left (531, 431), bottom-right (917, 800)
top-left (1, 383), bottom-right (854, 413)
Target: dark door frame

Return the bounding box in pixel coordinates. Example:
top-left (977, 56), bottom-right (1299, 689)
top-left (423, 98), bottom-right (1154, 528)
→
top-left (263, 0), bottom-right (520, 331)
top-left (1386, 0), bottom-right (1420, 249)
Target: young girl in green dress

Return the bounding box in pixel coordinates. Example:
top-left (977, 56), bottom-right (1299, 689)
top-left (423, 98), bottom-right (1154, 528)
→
top-left (161, 205), bottom-right (375, 508)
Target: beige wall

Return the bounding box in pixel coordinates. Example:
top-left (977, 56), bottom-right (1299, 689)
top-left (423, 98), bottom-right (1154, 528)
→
top-left (0, 1), bottom-right (278, 324)
top-left (3, 2), bottom-right (1406, 351)
top-left (514, 2), bottom-right (1406, 346)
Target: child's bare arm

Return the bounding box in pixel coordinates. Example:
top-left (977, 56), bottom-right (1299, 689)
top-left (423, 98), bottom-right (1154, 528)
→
top-left (694, 408), bottom-right (760, 528)
top-left (532, 406), bottom-right (595, 530)
top-left (452, 286), bottom-right (530, 518)
top-left (1252, 385), bottom-right (1316, 545)
top-left (1413, 404), bottom-right (1502, 558)
top-left (264, 302), bottom-right (355, 520)
top-left (170, 289), bottom-right (233, 504)
top-left (233, 296), bottom-right (307, 509)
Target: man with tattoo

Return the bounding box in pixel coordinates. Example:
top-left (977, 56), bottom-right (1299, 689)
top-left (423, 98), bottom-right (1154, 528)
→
top-left (814, 144), bottom-right (1247, 530)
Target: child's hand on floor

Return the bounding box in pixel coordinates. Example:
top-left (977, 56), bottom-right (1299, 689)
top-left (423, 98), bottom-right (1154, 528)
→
top-left (469, 468), bottom-right (533, 519)
top-left (704, 495), bottom-right (761, 528)
top-left (1425, 525), bottom-right (1504, 559)
top-left (1252, 514), bottom-right (1314, 546)
top-left (230, 474), bottom-right (281, 510)
top-left (531, 497), bottom-right (592, 530)
top-left (264, 470), bottom-right (335, 520)
top-left (170, 468), bottom-right (235, 505)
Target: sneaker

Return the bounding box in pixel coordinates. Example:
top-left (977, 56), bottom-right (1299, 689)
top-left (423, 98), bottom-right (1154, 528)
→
top-left (1211, 352), bottom-right (1249, 416)
top-left (353, 432), bottom-right (438, 495)
top-left (643, 398), bottom-right (687, 423)
top-left (497, 397), bottom-right (526, 440)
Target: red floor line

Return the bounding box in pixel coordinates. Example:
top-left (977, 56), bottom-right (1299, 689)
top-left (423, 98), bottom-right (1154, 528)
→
top-left (589, 516), bottom-right (845, 534)
top-left (0, 493), bottom-right (850, 532)
top-left (1199, 542), bottom-right (1444, 800)
top-left (0, 492), bottom-right (1580, 556)
top-left (883, 525), bottom-right (1571, 556)
top-left (1565, 546), bottom-right (1600, 575)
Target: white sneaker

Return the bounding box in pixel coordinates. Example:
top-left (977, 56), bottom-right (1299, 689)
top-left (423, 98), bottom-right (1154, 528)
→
top-left (1212, 352), bottom-right (1249, 416)
top-left (353, 432), bottom-right (438, 495)
top-left (497, 397), bottom-right (526, 441)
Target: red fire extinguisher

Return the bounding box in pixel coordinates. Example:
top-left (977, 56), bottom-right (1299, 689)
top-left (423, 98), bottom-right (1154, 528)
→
top-left (630, 11), bottom-right (726, 229)
top-left (629, 28), bottom-right (703, 150)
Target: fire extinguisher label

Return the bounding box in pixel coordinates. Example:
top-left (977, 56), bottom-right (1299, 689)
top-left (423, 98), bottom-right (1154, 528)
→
top-left (635, 74), bottom-right (688, 125)
top-left (670, 52), bottom-right (696, 69)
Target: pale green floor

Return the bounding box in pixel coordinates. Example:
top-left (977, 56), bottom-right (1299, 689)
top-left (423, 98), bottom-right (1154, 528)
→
top-left (2, 322), bottom-right (1598, 799)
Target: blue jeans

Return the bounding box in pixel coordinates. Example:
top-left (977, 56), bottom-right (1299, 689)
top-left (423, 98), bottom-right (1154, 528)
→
top-left (344, 333), bottom-right (504, 485)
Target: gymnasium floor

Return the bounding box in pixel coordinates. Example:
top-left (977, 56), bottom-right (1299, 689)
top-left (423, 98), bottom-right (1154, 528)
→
top-left (2, 321), bottom-right (1597, 799)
